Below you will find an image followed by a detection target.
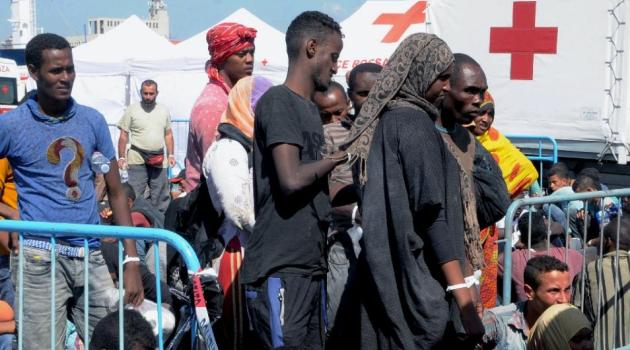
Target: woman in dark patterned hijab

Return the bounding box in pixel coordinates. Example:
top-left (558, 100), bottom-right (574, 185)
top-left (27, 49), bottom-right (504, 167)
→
top-left (328, 33), bottom-right (485, 349)
top-left (340, 32), bottom-right (454, 184)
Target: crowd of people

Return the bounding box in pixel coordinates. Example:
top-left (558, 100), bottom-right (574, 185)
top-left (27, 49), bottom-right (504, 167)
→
top-left (0, 8), bottom-right (627, 350)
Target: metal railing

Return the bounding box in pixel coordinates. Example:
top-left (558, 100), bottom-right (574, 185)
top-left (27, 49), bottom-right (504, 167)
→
top-left (0, 220), bottom-right (217, 350)
top-left (501, 188), bottom-right (630, 349)
top-left (505, 134), bottom-right (558, 188)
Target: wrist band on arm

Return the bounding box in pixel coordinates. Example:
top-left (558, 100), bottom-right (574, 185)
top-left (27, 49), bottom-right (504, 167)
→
top-left (118, 157), bottom-right (126, 161)
top-left (446, 283), bottom-right (469, 292)
top-left (123, 255), bottom-right (140, 265)
top-left (351, 205), bottom-right (359, 226)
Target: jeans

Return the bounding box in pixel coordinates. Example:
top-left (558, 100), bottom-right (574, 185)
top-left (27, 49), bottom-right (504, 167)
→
top-left (11, 246), bottom-right (118, 349)
top-left (128, 164), bottom-right (170, 214)
top-left (0, 256), bottom-right (13, 310)
top-left (0, 256), bottom-right (14, 350)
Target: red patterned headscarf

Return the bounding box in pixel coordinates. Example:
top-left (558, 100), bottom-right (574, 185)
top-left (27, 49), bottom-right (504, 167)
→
top-left (480, 90), bottom-right (495, 113)
top-left (206, 22), bottom-right (257, 84)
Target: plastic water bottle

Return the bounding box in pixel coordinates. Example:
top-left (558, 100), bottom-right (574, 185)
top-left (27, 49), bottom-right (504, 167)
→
top-left (119, 168), bottom-right (129, 183)
top-left (90, 152), bottom-right (110, 174)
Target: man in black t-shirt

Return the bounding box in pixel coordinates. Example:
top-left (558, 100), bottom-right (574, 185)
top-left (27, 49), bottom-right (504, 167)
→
top-left (241, 11), bottom-right (346, 349)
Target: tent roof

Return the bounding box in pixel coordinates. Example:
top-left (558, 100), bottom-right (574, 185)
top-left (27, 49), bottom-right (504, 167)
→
top-left (175, 8), bottom-right (288, 76)
top-left (73, 15), bottom-right (179, 74)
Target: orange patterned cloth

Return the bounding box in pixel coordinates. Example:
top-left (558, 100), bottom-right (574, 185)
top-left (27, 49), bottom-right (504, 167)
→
top-left (476, 127), bottom-right (538, 198)
top-left (218, 237), bottom-right (245, 350)
top-left (480, 225), bottom-right (499, 308)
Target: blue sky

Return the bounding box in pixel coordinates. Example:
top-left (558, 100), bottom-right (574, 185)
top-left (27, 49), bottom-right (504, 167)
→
top-left (0, 0), bottom-right (366, 41)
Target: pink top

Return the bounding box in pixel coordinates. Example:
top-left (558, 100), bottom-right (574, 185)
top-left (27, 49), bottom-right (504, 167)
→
top-left (183, 80), bottom-right (229, 192)
top-left (499, 247), bottom-right (584, 302)
top-left (131, 211), bottom-right (151, 228)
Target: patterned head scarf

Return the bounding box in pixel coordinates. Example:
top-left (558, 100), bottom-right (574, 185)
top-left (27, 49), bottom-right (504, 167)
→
top-left (220, 76), bottom-right (273, 141)
top-left (340, 33), bottom-right (454, 184)
top-left (480, 90), bottom-right (495, 114)
top-left (206, 22), bottom-right (257, 83)
top-left (527, 304), bottom-right (592, 350)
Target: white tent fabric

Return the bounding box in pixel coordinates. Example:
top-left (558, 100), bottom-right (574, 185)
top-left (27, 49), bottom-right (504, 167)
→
top-left (174, 8), bottom-right (288, 81)
top-left (73, 15), bottom-right (180, 75)
top-left (65, 0), bottom-right (629, 163)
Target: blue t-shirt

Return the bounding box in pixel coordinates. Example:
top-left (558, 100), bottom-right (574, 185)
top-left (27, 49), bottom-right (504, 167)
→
top-left (0, 96), bottom-right (115, 247)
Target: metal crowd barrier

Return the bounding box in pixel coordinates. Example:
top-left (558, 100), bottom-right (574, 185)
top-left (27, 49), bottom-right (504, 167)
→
top-left (0, 220), bottom-right (218, 350)
top-left (501, 188), bottom-right (630, 349)
top-left (505, 134), bottom-right (558, 189)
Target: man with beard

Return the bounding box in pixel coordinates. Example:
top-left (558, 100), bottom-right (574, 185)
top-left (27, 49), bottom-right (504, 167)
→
top-left (241, 11), bottom-right (346, 349)
top-left (117, 80), bottom-right (174, 214)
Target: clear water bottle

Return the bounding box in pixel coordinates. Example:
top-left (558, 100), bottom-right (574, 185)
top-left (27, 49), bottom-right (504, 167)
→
top-left (90, 151), bottom-right (110, 174)
top-left (119, 168), bottom-right (129, 183)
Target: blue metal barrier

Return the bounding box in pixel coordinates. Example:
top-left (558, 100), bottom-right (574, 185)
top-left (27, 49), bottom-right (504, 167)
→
top-left (0, 220), bottom-right (217, 350)
top-left (502, 188), bottom-right (630, 304)
top-left (505, 134), bottom-right (558, 188)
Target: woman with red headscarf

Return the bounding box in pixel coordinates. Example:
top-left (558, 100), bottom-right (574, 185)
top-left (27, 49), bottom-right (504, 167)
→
top-left (183, 22), bottom-right (257, 193)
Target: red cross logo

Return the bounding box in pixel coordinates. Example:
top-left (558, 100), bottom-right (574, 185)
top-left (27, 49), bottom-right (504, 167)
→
top-left (261, 58), bottom-right (268, 66)
top-left (0, 85), bottom-right (8, 95)
top-left (373, 1), bottom-right (427, 43)
top-left (489, 1), bottom-right (558, 80)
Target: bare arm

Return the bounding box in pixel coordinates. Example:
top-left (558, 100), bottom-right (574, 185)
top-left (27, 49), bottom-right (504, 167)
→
top-left (104, 159), bottom-right (144, 306)
top-left (441, 260), bottom-right (484, 342)
top-left (271, 143), bottom-right (345, 197)
top-left (117, 129), bottom-right (129, 170)
top-left (165, 129), bottom-right (175, 167)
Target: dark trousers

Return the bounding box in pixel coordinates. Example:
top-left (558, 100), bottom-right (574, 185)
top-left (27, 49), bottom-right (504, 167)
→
top-left (128, 164), bottom-right (170, 214)
top-left (244, 275), bottom-right (325, 349)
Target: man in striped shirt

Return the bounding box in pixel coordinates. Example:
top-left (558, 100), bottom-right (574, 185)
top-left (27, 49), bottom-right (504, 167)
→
top-left (573, 216), bottom-right (630, 350)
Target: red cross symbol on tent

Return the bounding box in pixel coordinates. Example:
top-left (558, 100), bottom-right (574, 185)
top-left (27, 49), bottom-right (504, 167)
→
top-left (489, 1), bottom-right (558, 80)
top-left (373, 1), bottom-right (427, 43)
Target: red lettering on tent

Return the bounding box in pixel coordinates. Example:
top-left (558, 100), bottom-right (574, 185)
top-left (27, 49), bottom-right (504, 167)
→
top-left (489, 1), bottom-right (558, 80)
top-left (373, 1), bottom-right (427, 43)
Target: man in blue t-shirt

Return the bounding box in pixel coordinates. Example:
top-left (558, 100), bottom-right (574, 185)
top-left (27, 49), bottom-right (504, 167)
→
top-left (0, 33), bottom-right (143, 349)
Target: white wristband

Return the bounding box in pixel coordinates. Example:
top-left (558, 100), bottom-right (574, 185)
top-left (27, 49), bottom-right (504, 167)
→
top-left (118, 157), bottom-right (126, 161)
top-left (123, 255), bottom-right (140, 265)
top-left (351, 205), bottom-right (359, 226)
top-left (446, 283), bottom-right (469, 292)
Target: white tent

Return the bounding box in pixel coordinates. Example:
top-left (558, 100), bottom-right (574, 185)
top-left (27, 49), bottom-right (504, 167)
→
top-left (65, 0), bottom-right (630, 163)
top-left (175, 8), bottom-right (288, 84)
top-left (71, 15), bottom-right (183, 125)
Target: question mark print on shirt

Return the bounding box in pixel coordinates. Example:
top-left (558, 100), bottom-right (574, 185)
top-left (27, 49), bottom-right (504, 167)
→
top-left (47, 137), bottom-right (85, 201)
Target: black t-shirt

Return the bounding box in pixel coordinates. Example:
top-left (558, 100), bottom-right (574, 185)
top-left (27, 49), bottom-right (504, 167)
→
top-left (241, 85), bottom-right (330, 285)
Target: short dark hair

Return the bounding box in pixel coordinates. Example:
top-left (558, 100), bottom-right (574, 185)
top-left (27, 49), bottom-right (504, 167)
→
top-left (25, 33), bottom-right (71, 70)
top-left (122, 182), bottom-right (136, 202)
top-left (518, 211), bottom-right (548, 247)
top-left (604, 216), bottom-right (630, 250)
top-left (548, 162), bottom-right (573, 180)
top-left (141, 79), bottom-right (158, 90)
top-left (348, 63), bottom-right (382, 91)
top-left (326, 81), bottom-right (347, 101)
top-left (523, 255), bottom-right (569, 291)
top-left (573, 174), bottom-right (601, 192)
top-left (451, 53), bottom-right (482, 87)
top-left (578, 167), bottom-right (601, 182)
top-left (285, 11), bottom-right (342, 61)
top-left (89, 309), bottom-right (156, 350)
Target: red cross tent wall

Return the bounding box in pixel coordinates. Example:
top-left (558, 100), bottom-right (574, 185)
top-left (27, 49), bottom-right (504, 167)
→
top-left (336, 0), bottom-right (626, 162)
